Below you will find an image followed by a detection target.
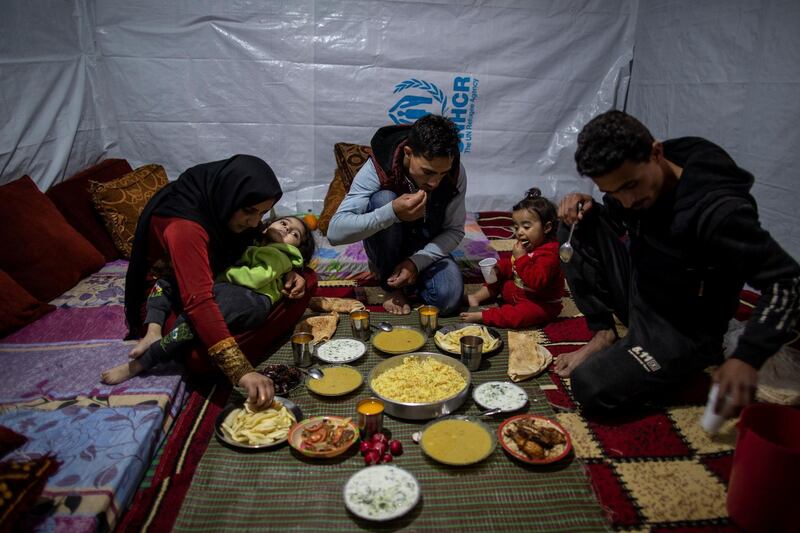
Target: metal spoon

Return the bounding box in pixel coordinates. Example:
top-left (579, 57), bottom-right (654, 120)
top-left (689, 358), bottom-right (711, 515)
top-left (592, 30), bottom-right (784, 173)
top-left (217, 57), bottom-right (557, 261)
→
top-left (559, 201), bottom-right (584, 263)
top-left (370, 321), bottom-right (394, 332)
top-left (479, 408), bottom-right (504, 417)
top-left (299, 367), bottom-right (324, 380)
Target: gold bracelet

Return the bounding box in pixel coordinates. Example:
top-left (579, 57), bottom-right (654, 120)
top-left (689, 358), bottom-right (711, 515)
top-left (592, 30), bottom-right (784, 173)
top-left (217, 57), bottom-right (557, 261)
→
top-left (208, 337), bottom-right (254, 385)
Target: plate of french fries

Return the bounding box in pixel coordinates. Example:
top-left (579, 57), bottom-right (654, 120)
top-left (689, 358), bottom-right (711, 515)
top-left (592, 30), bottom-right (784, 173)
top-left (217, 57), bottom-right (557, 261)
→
top-left (433, 324), bottom-right (504, 356)
top-left (215, 397), bottom-right (303, 450)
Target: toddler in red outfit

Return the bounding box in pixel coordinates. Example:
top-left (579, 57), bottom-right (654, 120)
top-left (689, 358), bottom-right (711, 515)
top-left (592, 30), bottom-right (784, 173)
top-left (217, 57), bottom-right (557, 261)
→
top-left (461, 188), bottom-right (564, 329)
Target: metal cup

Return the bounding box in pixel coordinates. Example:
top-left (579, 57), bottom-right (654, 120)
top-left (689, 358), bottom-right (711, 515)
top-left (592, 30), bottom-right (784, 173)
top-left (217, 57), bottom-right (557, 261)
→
top-left (460, 335), bottom-right (484, 371)
top-left (350, 309), bottom-right (371, 341)
top-left (418, 305), bottom-right (439, 335)
top-left (291, 332), bottom-right (315, 367)
top-left (356, 397), bottom-right (385, 440)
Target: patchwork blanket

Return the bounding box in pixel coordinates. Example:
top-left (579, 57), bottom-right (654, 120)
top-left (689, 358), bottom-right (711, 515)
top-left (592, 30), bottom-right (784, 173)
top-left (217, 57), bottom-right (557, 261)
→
top-left (0, 260), bottom-right (187, 532)
top-left (309, 212), bottom-right (497, 281)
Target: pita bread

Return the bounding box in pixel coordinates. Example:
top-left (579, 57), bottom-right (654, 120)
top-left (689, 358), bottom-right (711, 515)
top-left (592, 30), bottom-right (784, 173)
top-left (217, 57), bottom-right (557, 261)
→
top-left (294, 312), bottom-right (339, 344)
top-left (507, 330), bottom-right (553, 382)
top-left (308, 296), bottom-right (365, 314)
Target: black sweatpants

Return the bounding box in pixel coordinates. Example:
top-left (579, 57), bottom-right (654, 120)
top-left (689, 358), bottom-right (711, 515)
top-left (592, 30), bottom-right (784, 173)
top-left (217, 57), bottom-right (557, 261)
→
top-left (559, 213), bottom-right (722, 413)
top-left (137, 280), bottom-right (272, 372)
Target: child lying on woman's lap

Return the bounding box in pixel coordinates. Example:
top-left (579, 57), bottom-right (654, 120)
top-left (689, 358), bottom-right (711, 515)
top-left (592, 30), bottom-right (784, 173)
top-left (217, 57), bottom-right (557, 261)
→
top-left (102, 216), bottom-right (315, 384)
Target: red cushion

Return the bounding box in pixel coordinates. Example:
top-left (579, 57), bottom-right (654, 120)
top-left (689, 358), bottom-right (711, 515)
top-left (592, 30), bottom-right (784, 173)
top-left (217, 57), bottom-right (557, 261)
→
top-left (0, 176), bottom-right (106, 302)
top-left (0, 270), bottom-right (55, 337)
top-left (182, 269), bottom-right (318, 377)
top-left (47, 159), bottom-right (133, 261)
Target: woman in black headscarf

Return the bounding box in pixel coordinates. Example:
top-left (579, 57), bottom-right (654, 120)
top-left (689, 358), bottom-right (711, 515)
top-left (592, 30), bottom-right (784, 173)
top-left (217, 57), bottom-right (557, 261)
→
top-left (123, 155), bottom-right (307, 408)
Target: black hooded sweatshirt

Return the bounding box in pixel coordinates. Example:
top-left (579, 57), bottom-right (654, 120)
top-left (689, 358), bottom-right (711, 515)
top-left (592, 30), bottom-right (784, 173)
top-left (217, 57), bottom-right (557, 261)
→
top-left (604, 137), bottom-right (799, 368)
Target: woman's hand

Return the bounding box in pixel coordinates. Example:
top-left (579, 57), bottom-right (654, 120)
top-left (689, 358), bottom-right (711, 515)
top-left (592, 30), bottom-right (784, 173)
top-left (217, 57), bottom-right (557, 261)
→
top-left (282, 270), bottom-right (306, 299)
top-left (239, 372), bottom-right (275, 409)
top-left (713, 358), bottom-right (758, 418)
top-left (558, 193), bottom-right (594, 225)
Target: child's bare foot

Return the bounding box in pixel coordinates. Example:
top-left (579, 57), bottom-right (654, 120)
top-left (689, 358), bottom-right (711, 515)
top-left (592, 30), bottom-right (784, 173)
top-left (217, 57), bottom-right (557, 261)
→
top-left (129, 324), bottom-right (162, 359)
top-left (383, 290), bottom-right (411, 315)
top-left (554, 329), bottom-right (616, 377)
top-left (460, 311), bottom-right (482, 323)
top-left (101, 360), bottom-right (145, 385)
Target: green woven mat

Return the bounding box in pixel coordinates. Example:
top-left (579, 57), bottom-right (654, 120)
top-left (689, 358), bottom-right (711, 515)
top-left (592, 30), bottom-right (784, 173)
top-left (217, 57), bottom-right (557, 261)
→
top-left (173, 313), bottom-right (607, 532)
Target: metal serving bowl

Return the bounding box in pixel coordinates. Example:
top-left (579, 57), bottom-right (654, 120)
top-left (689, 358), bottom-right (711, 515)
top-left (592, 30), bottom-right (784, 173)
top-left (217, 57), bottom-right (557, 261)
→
top-left (367, 352), bottom-right (471, 420)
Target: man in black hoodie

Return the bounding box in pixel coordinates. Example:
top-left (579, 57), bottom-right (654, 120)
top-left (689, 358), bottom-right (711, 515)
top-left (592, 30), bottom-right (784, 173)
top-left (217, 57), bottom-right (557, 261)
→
top-left (328, 115), bottom-right (466, 315)
top-left (554, 110), bottom-right (799, 417)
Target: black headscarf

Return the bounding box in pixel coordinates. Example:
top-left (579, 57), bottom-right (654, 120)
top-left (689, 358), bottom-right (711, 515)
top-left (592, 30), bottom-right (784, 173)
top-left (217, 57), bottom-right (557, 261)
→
top-left (124, 154), bottom-right (282, 338)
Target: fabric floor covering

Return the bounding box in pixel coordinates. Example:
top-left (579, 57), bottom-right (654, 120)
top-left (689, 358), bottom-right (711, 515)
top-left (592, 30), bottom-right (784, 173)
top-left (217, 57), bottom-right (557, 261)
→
top-left (118, 211), bottom-right (795, 531)
top-left (164, 312), bottom-right (607, 532)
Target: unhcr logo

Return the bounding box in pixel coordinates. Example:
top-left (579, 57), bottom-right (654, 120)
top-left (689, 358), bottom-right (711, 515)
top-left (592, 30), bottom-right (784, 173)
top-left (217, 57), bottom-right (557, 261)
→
top-left (388, 76), bottom-right (480, 153)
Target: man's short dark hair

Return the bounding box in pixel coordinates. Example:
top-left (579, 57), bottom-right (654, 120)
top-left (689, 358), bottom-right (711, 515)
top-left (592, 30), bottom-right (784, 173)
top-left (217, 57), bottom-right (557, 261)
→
top-left (407, 114), bottom-right (460, 159)
top-left (575, 110), bottom-right (655, 177)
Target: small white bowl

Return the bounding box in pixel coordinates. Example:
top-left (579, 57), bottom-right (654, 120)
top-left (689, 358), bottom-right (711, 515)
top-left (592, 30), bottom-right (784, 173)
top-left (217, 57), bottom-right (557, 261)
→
top-left (343, 465), bottom-right (420, 521)
top-left (315, 338), bottom-right (366, 363)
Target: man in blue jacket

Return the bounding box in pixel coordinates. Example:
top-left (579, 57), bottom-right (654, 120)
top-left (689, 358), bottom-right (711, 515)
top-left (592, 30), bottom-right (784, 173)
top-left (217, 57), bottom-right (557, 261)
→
top-left (328, 115), bottom-right (466, 315)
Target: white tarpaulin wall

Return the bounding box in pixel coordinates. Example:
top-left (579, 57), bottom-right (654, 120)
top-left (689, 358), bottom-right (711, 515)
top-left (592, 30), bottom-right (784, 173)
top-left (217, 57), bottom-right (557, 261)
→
top-left (1, 0), bottom-right (798, 258)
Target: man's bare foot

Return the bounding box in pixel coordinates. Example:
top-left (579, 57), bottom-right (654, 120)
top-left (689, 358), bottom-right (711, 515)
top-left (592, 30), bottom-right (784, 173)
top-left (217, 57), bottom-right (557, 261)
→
top-left (460, 311), bottom-right (482, 323)
top-left (383, 290), bottom-right (411, 315)
top-left (101, 360), bottom-right (145, 385)
top-left (554, 328), bottom-right (616, 377)
top-left (129, 324), bottom-right (162, 359)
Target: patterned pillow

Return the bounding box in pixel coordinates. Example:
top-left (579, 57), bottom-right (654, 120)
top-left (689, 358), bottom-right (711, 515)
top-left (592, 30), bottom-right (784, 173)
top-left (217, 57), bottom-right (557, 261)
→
top-left (89, 164), bottom-right (168, 258)
top-left (0, 455), bottom-right (60, 530)
top-left (333, 142), bottom-right (371, 188)
top-left (318, 143), bottom-right (372, 236)
top-left (318, 169), bottom-right (349, 236)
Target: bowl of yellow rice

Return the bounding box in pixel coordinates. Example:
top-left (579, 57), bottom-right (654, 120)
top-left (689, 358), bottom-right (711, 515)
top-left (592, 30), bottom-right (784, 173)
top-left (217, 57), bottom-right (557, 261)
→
top-left (368, 352), bottom-right (471, 420)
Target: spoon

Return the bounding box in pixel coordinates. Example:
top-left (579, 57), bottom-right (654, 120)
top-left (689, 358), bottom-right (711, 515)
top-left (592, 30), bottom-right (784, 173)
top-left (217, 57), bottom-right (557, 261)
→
top-left (479, 407), bottom-right (504, 417)
top-left (299, 367), bottom-right (324, 380)
top-left (370, 321), bottom-right (394, 332)
top-left (559, 200), bottom-right (584, 263)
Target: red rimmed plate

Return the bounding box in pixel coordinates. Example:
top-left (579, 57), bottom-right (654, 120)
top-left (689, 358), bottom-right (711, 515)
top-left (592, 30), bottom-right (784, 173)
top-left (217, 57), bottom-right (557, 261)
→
top-left (288, 416), bottom-right (360, 459)
top-left (497, 414), bottom-right (572, 464)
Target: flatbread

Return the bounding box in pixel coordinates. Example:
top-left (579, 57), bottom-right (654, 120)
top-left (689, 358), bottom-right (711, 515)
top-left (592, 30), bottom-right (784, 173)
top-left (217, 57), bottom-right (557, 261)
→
top-left (507, 330), bottom-right (553, 382)
top-left (294, 312), bottom-right (339, 344)
top-left (308, 296), bottom-right (365, 314)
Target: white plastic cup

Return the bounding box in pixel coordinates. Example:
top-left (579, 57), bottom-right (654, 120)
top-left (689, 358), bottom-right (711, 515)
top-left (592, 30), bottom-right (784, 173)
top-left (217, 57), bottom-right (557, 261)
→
top-left (701, 383), bottom-right (729, 435)
top-left (479, 258), bottom-right (498, 284)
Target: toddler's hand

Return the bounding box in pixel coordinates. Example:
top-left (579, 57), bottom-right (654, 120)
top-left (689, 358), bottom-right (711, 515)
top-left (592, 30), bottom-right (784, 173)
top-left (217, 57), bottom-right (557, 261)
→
top-left (512, 240), bottom-right (526, 259)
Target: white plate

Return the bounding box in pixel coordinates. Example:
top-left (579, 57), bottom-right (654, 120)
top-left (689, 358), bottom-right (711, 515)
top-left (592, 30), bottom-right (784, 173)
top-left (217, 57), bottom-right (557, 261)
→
top-left (343, 465), bottom-right (420, 521)
top-left (316, 338), bottom-right (366, 363)
top-left (472, 381), bottom-right (528, 412)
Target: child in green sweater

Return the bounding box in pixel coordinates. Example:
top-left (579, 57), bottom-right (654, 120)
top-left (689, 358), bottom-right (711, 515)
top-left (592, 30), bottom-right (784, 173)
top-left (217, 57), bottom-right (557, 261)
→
top-left (102, 216), bottom-right (315, 384)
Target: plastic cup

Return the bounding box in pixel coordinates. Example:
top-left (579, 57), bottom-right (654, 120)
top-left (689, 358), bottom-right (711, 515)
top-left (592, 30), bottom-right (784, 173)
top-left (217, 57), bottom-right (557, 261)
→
top-left (418, 305), bottom-right (439, 335)
top-left (460, 335), bottom-right (484, 371)
top-left (478, 258), bottom-right (498, 284)
top-left (291, 332), bottom-right (315, 367)
top-left (700, 383), bottom-right (729, 435)
top-left (350, 309), bottom-right (371, 342)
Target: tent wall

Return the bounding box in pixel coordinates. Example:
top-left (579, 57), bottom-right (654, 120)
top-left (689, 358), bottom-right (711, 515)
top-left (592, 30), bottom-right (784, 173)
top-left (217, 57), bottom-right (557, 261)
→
top-left (1, 0), bottom-right (798, 259)
top-left (626, 0), bottom-right (800, 260)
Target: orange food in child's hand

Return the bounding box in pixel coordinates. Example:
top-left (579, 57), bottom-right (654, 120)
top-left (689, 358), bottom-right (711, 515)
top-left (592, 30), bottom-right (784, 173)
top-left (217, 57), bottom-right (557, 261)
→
top-left (303, 213), bottom-right (318, 231)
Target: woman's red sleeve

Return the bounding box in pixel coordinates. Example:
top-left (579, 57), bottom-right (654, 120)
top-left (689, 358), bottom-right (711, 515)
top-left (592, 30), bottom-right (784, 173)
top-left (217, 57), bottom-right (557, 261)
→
top-left (160, 219), bottom-right (231, 346)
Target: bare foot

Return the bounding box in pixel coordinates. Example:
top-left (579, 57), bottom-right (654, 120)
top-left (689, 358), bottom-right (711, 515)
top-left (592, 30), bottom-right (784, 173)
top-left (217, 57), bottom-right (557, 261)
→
top-left (101, 360), bottom-right (145, 385)
top-left (554, 329), bottom-right (616, 377)
top-left (460, 311), bottom-right (482, 323)
top-left (467, 294), bottom-right (482, 308)
top-left (383, 290), bottom-right (411, 315)
top-left (129, 324), bottom-right (162, 359)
